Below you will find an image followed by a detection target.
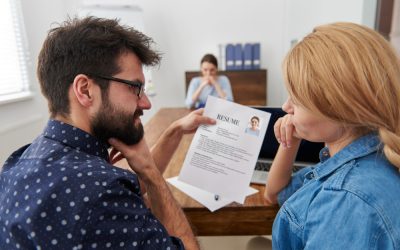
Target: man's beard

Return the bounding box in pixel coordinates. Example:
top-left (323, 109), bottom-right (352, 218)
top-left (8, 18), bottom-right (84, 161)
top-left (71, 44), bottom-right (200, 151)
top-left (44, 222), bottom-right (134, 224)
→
top-left (91, 96), bottom-right (144, 146)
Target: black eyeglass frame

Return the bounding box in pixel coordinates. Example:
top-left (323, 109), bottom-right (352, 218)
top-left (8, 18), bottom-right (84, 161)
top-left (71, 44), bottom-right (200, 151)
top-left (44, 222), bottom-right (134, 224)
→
top-left (91, 74), bottom-right (145, 98)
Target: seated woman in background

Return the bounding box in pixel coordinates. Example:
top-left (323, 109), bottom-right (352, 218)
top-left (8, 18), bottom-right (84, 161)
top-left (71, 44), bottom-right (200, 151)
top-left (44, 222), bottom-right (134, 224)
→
top-left (264, 22), bottom-right (400, 249)
top-left (185, 54), bottom-right (233, 109)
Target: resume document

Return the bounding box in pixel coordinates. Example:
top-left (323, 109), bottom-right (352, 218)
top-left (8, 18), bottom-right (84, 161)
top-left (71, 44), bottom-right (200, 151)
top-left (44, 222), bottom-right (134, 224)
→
top-left (178, 96), bottom-right (271, 203)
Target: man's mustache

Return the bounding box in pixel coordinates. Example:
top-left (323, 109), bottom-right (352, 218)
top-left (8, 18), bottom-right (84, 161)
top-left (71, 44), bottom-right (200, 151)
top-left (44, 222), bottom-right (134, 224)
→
top-left (134, 109), bottom-right (143, 118)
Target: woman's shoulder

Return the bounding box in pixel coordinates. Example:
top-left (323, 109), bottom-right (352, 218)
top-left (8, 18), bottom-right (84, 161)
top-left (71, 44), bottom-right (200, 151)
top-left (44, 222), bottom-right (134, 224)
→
top-left (218, 75), bottom-right (229, 81)
top-left (217, 75), bottom-right (231, 85)
top-left (324, 153), bottom-right (400, 211)
top-left (190, 76), bottom-right (201, 81)
top-left (189, 76), bottom-right (202, 85)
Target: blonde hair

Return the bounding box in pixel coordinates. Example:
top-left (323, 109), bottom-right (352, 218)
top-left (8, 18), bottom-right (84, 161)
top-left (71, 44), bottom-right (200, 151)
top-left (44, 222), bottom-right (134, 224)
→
top-left (283, 22), bottom-right (400, 169)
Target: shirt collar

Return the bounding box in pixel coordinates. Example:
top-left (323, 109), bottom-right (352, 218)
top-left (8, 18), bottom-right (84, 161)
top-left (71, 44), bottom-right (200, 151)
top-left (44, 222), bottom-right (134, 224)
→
top-left (43, 119), bottom-right (110, 161)
top-left (313, 133), bottom-right (381, 180)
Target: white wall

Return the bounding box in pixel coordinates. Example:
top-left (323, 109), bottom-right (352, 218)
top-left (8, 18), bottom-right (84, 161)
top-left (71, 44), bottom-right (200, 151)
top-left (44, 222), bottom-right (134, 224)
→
top-left (128, 0), bottom-right (375, 120)
top-left (0, 0), bottom-right (376, 164)
top-left (138, 0), bottom-right (288, 120)
top-left (286, 0), bottom-right (364, 46)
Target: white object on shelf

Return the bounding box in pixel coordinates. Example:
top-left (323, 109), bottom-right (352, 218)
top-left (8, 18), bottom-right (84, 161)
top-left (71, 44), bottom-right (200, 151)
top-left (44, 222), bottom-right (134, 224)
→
top-left (81, 0), bottom-right (139, 8)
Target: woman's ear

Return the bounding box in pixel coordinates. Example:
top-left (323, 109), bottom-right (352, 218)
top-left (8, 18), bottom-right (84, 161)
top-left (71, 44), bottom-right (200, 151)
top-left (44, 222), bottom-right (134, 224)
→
top-left (72, 74), bottom-right (96, 107)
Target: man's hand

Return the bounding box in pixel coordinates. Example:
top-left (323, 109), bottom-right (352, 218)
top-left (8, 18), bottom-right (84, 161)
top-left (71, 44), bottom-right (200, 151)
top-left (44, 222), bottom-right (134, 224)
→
top-left (110, 134), bottom-right (199, 250)
top-left (148, 108), bottom-right (215, 176)
top-left (173, 108), bottom-right (216, 134)
top-left (109, 147), bottom-right (125, 165)
top-left (108, 137), bottom-right (157, 177)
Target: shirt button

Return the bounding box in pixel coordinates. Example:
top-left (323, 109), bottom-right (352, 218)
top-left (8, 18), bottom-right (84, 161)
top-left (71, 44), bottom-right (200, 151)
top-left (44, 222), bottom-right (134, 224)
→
top-left (309, 172), bottom-right (315, 179)
top-left (322, 151), bottom-right (329, 157)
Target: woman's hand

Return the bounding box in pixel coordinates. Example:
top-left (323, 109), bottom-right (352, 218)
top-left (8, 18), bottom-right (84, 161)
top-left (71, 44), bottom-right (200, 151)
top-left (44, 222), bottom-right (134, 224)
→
top-left (264, 114), bottom-right (302, 204)
top-left (200, 76), bottom-right (211, 87)
top-left (208, 76), bottom-right (218, 86)
top-left (274, 114), bottom-right (301, 148)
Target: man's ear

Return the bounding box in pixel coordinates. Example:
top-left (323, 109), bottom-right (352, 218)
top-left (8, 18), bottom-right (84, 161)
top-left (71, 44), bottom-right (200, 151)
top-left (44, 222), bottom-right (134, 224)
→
top-left (72, 74), bottom-right (97, 107)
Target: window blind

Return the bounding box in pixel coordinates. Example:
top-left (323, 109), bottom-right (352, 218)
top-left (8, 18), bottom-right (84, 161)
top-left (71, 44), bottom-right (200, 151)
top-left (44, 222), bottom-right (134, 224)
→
top-left (0, 0), bottom-right (30, 99)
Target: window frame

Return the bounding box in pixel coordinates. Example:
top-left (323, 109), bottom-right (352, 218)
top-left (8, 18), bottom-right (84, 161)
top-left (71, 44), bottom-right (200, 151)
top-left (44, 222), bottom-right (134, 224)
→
top-left (0, 0), bottom-right (32, 105)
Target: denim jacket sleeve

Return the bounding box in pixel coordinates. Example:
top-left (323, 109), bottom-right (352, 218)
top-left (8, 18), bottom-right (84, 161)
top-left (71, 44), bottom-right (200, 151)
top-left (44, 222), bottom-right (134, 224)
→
top-left (277, 166), bottom-right (312, 206)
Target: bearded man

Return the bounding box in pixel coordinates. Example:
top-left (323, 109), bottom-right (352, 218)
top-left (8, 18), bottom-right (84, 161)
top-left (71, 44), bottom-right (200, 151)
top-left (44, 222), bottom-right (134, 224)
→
top-left (0, 17), bottom-right (214, 250)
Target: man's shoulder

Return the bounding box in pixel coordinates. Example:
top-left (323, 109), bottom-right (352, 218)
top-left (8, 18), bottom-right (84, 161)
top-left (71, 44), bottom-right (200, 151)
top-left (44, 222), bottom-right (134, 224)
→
top-left (3, 141), bottom-right (138, 195)
top-left (48, 156), bottom-right (137, 188)
top-left (2, 144), bottom-right (31, 170)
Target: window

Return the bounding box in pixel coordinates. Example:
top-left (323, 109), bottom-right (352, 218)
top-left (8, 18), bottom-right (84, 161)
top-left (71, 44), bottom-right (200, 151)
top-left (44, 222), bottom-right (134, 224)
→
top-left (0, 0), bottom-right (31, 104)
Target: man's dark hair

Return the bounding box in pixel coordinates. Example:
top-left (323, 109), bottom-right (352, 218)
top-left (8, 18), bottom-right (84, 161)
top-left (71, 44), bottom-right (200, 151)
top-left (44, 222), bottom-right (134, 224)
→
top-left (200, 54), bottom-right (218, 68)
top-left (37, 16), bottom-right (161, 117)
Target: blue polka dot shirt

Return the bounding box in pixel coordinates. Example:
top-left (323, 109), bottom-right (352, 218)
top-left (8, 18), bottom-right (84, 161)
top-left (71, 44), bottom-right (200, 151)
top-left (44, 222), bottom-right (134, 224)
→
top-left (0, 120), bottom-right (184, 250)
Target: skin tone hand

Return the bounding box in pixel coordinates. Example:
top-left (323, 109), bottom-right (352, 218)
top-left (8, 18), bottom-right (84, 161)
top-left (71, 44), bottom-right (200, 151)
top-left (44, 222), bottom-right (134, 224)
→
top-left (209, 76), bottom-right (226, 99)
top-left (109, 148), bottom-right (126, 165)
top-left (108, 137), bottom-right (199, 250)
top-left (150, 108), bottom-right (215, 172)
top-left (274, 114), bottom-right (301, 148)
top-left (173, 107), bottom-right (216, 133)
top-left (191, 75), bottom-right (226, 105)
top-left (208, 76), bottom-right (227, 99)
top-left (202, 76), bottom-right (212, 85)
top-left (207, 75), bottom-right (216, 86)
top-left (109, 137), bottom-right (155, 176)
top-left (191, 76), bottom-right (211, 104)
top-left (264, 114), bottom-right (302, 204)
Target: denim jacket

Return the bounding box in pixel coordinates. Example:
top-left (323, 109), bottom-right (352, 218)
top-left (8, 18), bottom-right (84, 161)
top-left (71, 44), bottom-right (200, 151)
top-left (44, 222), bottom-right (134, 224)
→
top-left (273, 134), bottom-right (400, 249)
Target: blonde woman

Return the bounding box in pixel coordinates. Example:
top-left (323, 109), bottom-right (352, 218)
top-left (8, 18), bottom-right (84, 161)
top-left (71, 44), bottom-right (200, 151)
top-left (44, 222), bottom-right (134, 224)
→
top-left (264, 23), bottom-right (400, 249)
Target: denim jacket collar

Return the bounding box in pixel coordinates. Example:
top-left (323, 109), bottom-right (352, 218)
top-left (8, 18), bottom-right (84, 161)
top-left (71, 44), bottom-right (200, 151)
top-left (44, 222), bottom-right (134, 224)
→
top-left (313, 133), bottom-right (381, 180)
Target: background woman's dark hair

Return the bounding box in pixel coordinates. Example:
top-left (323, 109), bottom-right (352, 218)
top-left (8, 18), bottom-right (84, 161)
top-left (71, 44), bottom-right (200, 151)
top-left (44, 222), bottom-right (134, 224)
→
top-left (200, 54), bottom-right (218, 68)
top-left (37, 16), bottom-right (161, 118)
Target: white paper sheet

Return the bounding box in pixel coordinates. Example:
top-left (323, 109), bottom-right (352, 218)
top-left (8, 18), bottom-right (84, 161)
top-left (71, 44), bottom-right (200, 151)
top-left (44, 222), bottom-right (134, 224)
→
top-left (178, 96), bottom-right (271, 202)
top-left (167, 176), bottom-right (258, 212)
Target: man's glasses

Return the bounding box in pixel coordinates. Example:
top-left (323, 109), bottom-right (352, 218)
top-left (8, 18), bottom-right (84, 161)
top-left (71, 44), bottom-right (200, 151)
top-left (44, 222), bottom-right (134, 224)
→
top-left (92, 74), bottom-right (145, 98)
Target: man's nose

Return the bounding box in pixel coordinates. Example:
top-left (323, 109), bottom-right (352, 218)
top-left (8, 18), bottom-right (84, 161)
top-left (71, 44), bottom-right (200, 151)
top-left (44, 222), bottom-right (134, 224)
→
top-left (138, 93), bottom-right (151, 110)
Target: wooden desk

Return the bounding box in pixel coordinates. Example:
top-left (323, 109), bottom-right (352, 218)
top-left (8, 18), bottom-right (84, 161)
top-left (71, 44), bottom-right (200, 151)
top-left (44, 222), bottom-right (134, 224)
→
top-left (144, 108), bottom-right (279, 236)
